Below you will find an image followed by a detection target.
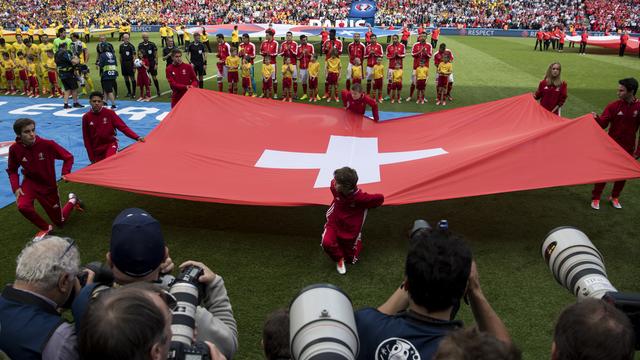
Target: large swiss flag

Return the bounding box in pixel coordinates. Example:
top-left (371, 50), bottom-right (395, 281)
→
top-left (66, 89), bottom-right (640, 206)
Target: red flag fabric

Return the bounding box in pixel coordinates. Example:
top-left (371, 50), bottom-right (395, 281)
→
top-left (65, 89), bottom-right (640, 206)
top-left (565, 35), bottom-right (639, 52)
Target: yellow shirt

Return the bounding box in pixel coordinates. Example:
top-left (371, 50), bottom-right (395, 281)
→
top-left (27, 63), bottom-right (37, 76)
top-left (225, 55), bottom-right (240, 71)
top-left (231, 30), bottom-right (239, 43)
top-left (40, 43), bottom-right (54, 58)
top-left (119, 25), bottom-right (127, 33)
top-left (84, 27), bottom-right (90, 35)
top-left (184, 30), bottom-right (191, 41)
top-left (416, 66), bottom-right (429, 80)
top-left (12, 42), bottom-right (26, 56)
top-left (15, 57), bottom-right (26, 69)
top-left (327, 57), bottom-right (340, 74)
top-left (438, 62), bottom-right (452, 76)
top-left (0, 44), bottom-right (13, 57)
top-left (45, 57), bottom-right (57, 71)
top-left (308, 62), bottom-right (320, 78)
top-left (167, 27), bottom-right (174, 36)
top-left (241, 63), bottom-right (252, 78)
top-left (373, 64), bottom-right (385, 79)
top-left (3, 59), bottom-right (15, 71)
top-left (28, 28), bottom-right (34, 36)
top-left (24, 45), bottom-right (41, 62)
top-left (392, 68), bottom-right (403, 83)
top-left (282, 64), bottom-right (294, 79)
top-left (159, 26), bottom-right (168, 37)
top-left (262, 63), bottom-right (274, 79)
top-left (201, 33), bottom-right (209, 42)
top-left (351, 65), bottom-right (362, 80)
top-left (15, 28), bottom-right (22, 35)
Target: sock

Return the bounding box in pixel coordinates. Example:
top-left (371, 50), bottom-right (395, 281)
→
top-left (293, 82), bottom-right (298, 95)
top-left (410, 84), bottom-right (415, 97)
top-left (302, 84), bottom-right (307, 95)
top-left (124, 79), bottom-right (131, 94)
top-left (366, 82), bottom-right (371, 94)
top-left (273, 83), bottom-right (277, 96)
top-left (132, 79), bottom-right (136, 93)
top-left (217, 82), bottom-right (223, 91)
top-left (87, 77), bottom-right (95, 91)
top-left (346, 79), bottom-right (351, 91)
top-left (229, 85), bottom-right (234, 94)
top-left (447, 82), bottom-right (453, 96)
top-left (153, 78), bottom-right (160, 94)
top-left (199, 80), bottom-right (204, 88)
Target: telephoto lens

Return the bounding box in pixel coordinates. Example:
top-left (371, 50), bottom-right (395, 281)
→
top-left (290, 284), bottom-right (359, 360)
top-left (541, 226), bottom-right (616, 300)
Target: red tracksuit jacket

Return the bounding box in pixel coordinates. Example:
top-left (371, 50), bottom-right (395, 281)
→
top-left (326, 179), bottom-right (384, 239)
top-left (82, 107), bottom-right (140, 162)
top-left (6, 136), bottom-right (73, 193)
top-left (534, 79), bottom-right (567, 114)
top-left (342, 89), bottom-right (380, 122)
top-left (166, 62), bottom-right (198, 106)
top-left (596, 98), bottom-right (640, 155)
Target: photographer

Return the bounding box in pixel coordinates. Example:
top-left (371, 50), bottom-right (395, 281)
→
top-left (354, 228), bottom-right (511, 359)
top-left (72, 208), bottom-right (238, 359)
top-left (0, 236), bottom-right (81, 360)
top-left (79, 282), bottom-right (226, 360)
top-left (552, 299), bottom-right (634, 360)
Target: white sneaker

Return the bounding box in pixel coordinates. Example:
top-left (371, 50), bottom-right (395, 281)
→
top-left (34, 225), bottom-right (53, 241)
top-left (590, 199), bottom-right (600, 210)
top-left (609, 197), bottom-right (622, 209)
top-left (406, 96), bottom-right (412, 102)
top-left (336, 258), bottom-right (346, 275)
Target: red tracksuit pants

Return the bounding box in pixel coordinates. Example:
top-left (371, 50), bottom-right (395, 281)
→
top-left (321, 226), bottom-right (363, 263)
top-left (17, 178), bottom-right (75, 230)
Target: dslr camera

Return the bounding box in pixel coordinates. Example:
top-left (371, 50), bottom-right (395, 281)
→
top-left (167, 265), bottom-right (212, 360)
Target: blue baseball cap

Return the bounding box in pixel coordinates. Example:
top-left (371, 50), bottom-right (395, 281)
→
top-left (110, 208), bottom-right (165, 277)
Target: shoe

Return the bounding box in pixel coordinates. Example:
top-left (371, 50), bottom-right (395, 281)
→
top-left (316, 95), bottom-right (321, 100)
top-left (590, 199), bottom-right (600, 210)
top-left (34, 225), bottom-right (54, 241)
top-left (273, 95), bottom-right (278, 99)
top-left (48, 94), bottom-right (54, 98)
top-left (436, 100), bottom-right (441, 105)
top-left (28, 95), bottom-right (34, 98)
top-left (69, 193), bottom-right (85, 212)
top-left (391, 99), bottom-right (395, 104)
top-left (416, 100), bottom-right (420, 104)
top-left (73, 103), bottom-right (84, 108)
top-left (442, 101), bottom-right (446, 106)
top-left (144, 97), bottom-right (151, 102)
top-left (125, 92), bottom-right (131, 98)
top-left (34, 94), bottom-right (40, 98)
top-left (288, 98), bottom-right (292, 102)
top-left (447, 95), bottom-right (454, 101)
top-left (259, 93), bottom-right (265, 98)
top-left (336, 258), bottom-right (347, 275)
top-left (384, 96), bottom-right (390, 101)
top-left (282, 98), bottom-right (287, 102)
top-left (322, 93), bottom-right (329, 99)
top-left (63, 103), bottom-right (71, 109)
top-left (300, 94), bottom-right (308, 100)
top-left (309, 98), bottom-right (313, 102)
top-left (406, 96), bottom-right (412, 101)
top-left (326, 98), bottom-right (331, 102)
top-left (137, 97), bottom-right (144, 101)
top-left (609, 197), bottom-right (622, 209)
top-left (334, 96), bottom-right (339, 102)
top-left (398, 99), bottom-right (402, 103)
top-left (251, 94), bottom-right (257, 97)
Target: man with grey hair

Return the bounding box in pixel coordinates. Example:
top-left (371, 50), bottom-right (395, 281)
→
top-left (0, 236), bottom-right (81, 360)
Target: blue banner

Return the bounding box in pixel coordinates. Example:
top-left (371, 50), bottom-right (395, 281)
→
top-left (349, 1), bottom-right (377, 19)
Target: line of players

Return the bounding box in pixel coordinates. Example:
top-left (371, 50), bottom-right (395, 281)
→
top-left (196, 29), bottom-right (456, 105)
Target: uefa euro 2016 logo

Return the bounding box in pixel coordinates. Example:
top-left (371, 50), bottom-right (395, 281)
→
top-left (355, 3), bottom-right (373, 11)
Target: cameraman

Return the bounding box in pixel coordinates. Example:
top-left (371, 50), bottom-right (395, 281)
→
top-left (0, 236), bottom-right (82, 360)
top-left (79, 282), bottom-right (226, 360)
top-left (72, 208), bottom-right (238, 359)
top-left (354, 228), bottom-right (511, 359)
top-left (551, 299), bottom-right (634, 360)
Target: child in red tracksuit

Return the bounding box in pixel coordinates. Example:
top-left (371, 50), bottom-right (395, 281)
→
top-left (321, 167), bottom-right (384, 274)
top-left (136, 51), bottom-right (151, 101)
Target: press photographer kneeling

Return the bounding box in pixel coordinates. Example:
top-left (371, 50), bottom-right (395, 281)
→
top-left (72, 208), bottom-right (238, 359)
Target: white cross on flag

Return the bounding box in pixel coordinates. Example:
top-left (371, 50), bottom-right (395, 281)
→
top-left (66, 89), bottom-right (640, 206)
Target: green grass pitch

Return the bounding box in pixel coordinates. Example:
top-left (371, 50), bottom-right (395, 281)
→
top-left (1, 32), bottom-right (640, 359)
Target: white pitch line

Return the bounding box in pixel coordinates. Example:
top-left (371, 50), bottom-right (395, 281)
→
top-left (149, 58), bottom-right (264, 100)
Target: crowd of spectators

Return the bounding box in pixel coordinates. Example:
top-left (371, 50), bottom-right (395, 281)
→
top-left (1, 0), bottom-right (640, 35)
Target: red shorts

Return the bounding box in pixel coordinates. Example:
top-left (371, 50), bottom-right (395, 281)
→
top-left (19, 69), bottom-right (28, 81)
top-left (282, 77), bottom-right (292, 89)
top-left (47, 71), bottom-right (57, 84)
top-left (417, 79), bottom-right (426, 90)
top-left (227, 71), bottom-right (238, 83)
top-left (327, 72), bottom-right (338, 85)
top-left (217, 62), bottom-right (224, 73)
top-left (373, 78), bottom-right (383, 90)
top-left (5, 70), bottom-right (14, 81)
top-left (393, 81), bottom-right (402, 91)
top-left (352, 78), bottom-right (362, 85)
top-left (437, 75), bottom-right (449, 87)
top-left (309, 77), bottom-right (318, 89)
top-left (263, 78), bottom-right (272, 90)
top-left (242, 77), bottom-right (251, 89)
top-left (28, 76), bottom-right (38, 88)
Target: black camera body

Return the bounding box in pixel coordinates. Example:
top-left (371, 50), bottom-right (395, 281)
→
top-left (167, 340), bottom-right (211, 360)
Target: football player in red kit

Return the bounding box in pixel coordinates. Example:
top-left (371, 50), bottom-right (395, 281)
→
top-left (279, 31), bottom-right (299, 98)
top-left (364, 34), bottom-right (383, 95)
top-left (321, 167), bottom-right (384, 274)
top-left (385, 34), bottom-right (405, 100)
top-left (590, 78), bottom-right (640, 210)
top-left (216, 34), bottom-right (232, 92)
top-left (433, 43), bottom-right (455, 101)
top-left (82, 91), bottom-right (145, 163)
top-left (7, 118), bottom-right (84, 238)
top-left (297, 35), bottom-right (314, 100)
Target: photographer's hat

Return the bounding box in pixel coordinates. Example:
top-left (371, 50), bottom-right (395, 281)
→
top-left (110, 208), bottom-right (165, 277)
